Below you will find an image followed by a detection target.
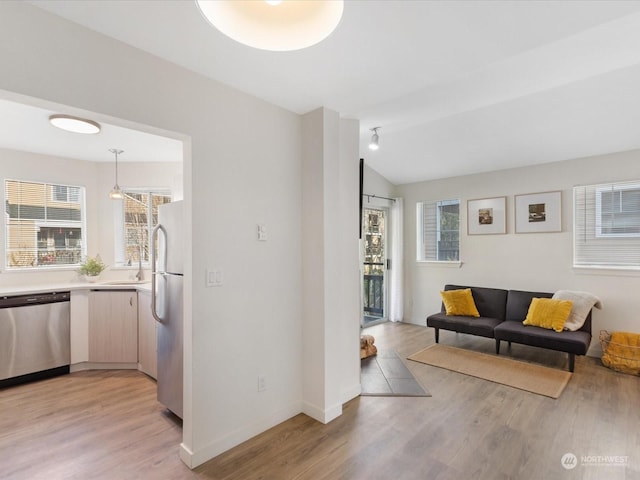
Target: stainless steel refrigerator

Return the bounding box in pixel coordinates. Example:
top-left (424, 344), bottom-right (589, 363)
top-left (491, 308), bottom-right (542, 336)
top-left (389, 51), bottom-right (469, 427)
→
top-left (152, 200), bottom-right (184, 419)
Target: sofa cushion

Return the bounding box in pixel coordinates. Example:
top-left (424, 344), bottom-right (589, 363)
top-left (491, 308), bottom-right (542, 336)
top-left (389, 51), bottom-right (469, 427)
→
top-left (443, 285), bottom-right (508, 321)
top-left (440, 288), bottom-right (480, 317)
top-left (427, 312), bottom-right (502, 339)
top-left (494, 321), bottom-right (591, 355)
top-left (523, 298), bottom-right (573, 332)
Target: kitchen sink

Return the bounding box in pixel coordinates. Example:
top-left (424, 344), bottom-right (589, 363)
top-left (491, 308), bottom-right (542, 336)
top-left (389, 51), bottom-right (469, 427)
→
top-left (100, 280), bottom-right (151, 285)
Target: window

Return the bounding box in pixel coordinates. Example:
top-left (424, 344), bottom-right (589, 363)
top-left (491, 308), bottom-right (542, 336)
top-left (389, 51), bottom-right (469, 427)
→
top-left (4, 179), bottom-right (85, 269)
top-left (417, 199), bottom-right (460, 262)
top-left (574, 180), bottom-right (640, 269)
top-left (52, 185), bottom-right (81, 204)
top-left (595, 184), bottom-right (640, 237)
top-left (115, 190), bottom-right (171, 266)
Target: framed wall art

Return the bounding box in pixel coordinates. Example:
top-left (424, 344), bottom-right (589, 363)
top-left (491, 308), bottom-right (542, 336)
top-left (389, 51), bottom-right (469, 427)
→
top-left (467, 196), bottom-right (506, 235)
top-left (515, 191), bottom-right (561, 233)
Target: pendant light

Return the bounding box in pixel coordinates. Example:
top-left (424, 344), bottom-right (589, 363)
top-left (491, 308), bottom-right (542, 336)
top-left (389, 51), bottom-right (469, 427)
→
top-left (108, 149), bottom-right (124, 200)
top-left (369, 127), bottom-right (380, 151)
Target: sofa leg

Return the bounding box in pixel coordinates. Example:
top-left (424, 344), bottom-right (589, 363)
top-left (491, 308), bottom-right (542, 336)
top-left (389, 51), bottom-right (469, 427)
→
top-left (508, 341), bottom-right (512, 349)
top-left (495, 339), bottom-right (500, 354)
top-left (434, 328), bottom-right (439, 343)
top-left (568, 353), bottom-right (575, 372)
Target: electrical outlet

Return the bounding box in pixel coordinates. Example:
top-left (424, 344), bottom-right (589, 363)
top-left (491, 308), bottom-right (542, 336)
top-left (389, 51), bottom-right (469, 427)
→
top-left (258, 375), bottom-right (266, 392)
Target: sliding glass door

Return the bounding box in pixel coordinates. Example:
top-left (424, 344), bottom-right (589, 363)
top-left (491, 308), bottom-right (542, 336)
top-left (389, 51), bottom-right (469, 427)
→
top-left (362, 208), bottom-right (387, 326)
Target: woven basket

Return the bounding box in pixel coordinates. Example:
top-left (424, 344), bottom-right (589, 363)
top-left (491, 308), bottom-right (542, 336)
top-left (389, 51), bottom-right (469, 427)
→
top-left (599, 330), bottom-right (640, 375)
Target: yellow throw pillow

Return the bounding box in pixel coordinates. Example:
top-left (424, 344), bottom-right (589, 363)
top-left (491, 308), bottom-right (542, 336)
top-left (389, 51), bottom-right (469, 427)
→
top-left (440, 288), bottom-right (480, 317)
top-left (523, 298), bottom-right (573, 332)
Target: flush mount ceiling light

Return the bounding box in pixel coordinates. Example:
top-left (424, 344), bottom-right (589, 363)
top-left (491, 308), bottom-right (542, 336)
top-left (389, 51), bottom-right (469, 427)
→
top-left (49, 114), bottom-right (101, 134)
top-left (108, 148), bottom-right (124, 200)
top-left (195, 0), bottom-right (344, 51)
top-left (369, 127), bottom-right (380, 151)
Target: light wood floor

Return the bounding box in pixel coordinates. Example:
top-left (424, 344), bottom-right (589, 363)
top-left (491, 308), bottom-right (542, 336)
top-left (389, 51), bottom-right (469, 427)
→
top-left (1, 322), bottom-right (638, 479)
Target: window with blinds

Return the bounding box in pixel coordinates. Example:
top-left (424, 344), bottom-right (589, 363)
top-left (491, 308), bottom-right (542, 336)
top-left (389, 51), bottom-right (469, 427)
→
top-left (417, 199), bottom-right (460, 262)
top-left (115, 190), bottom-right (171, 266)
top-left (574, 180), bottom-right (640, 269)
top-left (4, 179), bottom-right (85, 269)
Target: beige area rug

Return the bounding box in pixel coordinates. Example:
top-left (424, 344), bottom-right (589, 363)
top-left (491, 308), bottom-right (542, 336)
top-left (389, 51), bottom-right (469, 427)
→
top-left (408, 344), bottom-right (571, 399)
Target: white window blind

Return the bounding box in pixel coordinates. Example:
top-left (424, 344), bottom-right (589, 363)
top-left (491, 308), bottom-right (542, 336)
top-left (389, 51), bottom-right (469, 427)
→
top-left (417, 199), bottom-right (460, 262)
top-left (574, 180), bottom-right (640, 269)
top-left (4, 179), bottom-right (85, 269)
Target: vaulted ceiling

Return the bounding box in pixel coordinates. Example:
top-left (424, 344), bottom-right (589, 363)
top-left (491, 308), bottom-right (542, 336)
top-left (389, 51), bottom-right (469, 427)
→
top-left (17, 1), bottom-right (640, 183)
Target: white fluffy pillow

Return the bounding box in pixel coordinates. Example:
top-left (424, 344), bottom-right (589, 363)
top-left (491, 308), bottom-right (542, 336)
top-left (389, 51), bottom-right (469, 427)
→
top-left (552, 290), bottom-right (602, 331)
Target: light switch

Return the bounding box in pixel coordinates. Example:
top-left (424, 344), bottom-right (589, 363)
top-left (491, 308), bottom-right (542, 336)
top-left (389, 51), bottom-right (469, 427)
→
top-left (206, 268), bottom-right (223, 287)
top-left (257, 224), bottom-right (267, 241)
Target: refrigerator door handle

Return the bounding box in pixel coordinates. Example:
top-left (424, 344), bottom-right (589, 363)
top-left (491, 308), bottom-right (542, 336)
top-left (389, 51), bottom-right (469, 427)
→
top-left (151, 223), bottom-right (167, 323)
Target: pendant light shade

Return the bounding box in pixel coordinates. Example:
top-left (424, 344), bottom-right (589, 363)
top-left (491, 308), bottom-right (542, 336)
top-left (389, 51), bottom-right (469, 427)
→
top-left (369, 127), bottom-right (380, 151)
top-left (195, 0), bottom-right (344, 52)
top-left (108, 149), bottom-right (124, 200)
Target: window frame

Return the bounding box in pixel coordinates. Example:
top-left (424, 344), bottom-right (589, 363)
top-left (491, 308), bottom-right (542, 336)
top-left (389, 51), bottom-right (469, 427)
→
top-left (594, 183), bottom-right (640, 238)
top-left (114, 188), bottom-right (172, 267)
top-left (574, 180), bottom-right (640, 271)
top-left (4, 178), bottom-right (86, 271)
top-left (416, 198), bottom-right (461, 265)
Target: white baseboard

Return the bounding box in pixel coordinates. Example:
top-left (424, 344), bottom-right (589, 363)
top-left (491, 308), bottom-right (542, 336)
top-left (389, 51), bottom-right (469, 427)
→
top-left (70, 362), bottom-right (138, 372)
top-left (302, 400), bottom-right (342, 424)
top-left (341, 382), bottom-right (361, 403)
top-left (180, 400), bottom-right (302, 469)
top-left (180, 386), bottom-right (360, 470)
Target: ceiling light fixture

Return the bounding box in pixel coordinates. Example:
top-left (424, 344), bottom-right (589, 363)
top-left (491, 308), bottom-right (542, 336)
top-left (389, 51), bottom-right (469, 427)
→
top-left (195, 0), bottom-right (344, 52)
top-left (108, 149), bottom-right (124, 200)
top-left (49, 114), bottom-right (101, 134)
top-left (369, 127), bottom-right (380, 151)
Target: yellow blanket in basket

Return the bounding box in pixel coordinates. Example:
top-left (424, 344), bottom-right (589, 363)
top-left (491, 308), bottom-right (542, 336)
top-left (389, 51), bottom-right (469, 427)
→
top-left (602, 331), bottom-right (640, 375)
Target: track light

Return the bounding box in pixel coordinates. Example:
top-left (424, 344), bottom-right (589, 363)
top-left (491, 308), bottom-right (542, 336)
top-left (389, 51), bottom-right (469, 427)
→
top-left (369, 127), bottom-right (380, 151)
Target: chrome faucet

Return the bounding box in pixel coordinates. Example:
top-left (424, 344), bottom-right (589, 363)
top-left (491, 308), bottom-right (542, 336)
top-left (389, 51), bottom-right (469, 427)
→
top-left (135, 244), bottom-right (144, 281)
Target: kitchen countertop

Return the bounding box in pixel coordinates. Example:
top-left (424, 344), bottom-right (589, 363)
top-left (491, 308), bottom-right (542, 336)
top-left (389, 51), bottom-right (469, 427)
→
top-left (0, 281), bottom-right (152, 297)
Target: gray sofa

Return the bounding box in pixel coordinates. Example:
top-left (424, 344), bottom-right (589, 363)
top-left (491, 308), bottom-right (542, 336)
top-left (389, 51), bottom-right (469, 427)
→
top-left (426, 284), bottom-right (593, 372)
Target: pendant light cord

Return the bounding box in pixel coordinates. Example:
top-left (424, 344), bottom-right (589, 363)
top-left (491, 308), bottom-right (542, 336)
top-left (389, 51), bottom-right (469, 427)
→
top-left (109, 148), bottom-right (124, 188)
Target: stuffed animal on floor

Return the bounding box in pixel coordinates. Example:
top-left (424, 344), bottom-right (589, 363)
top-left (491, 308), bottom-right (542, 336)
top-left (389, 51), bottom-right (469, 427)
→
top-left (360, 334), bottom-right (377, 359)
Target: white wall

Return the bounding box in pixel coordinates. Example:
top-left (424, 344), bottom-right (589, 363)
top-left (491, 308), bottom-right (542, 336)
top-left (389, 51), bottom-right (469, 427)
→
top-left (397, 149), bottom-right (640, 355)
top-left (0, 2), bottom-right (360, 468)
top-left (363, 163), bottom-right (395, 200)
top-left (338, 118), bottom-right (362, 404)
top-left (0, 148), bottom-right (178, 287)
top-left (301, 109), bottom-right (361, 422)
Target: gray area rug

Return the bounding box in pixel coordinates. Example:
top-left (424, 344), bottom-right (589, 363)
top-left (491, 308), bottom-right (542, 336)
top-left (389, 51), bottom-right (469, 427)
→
top-left (361, 350), bottom-right (431, 397)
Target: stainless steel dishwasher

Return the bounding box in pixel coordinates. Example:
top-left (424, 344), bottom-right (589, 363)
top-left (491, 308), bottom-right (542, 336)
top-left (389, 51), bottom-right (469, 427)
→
top-left (0, 291), bottom-right (71, 388)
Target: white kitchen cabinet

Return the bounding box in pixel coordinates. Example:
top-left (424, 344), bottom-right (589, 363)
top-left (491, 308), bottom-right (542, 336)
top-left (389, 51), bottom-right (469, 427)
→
top-left (137, 290), bottom-right (157, 379)
top-left (88, 290), bottom-right (138, 363)
top-left (70, 290), bottom-right (89, 364)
